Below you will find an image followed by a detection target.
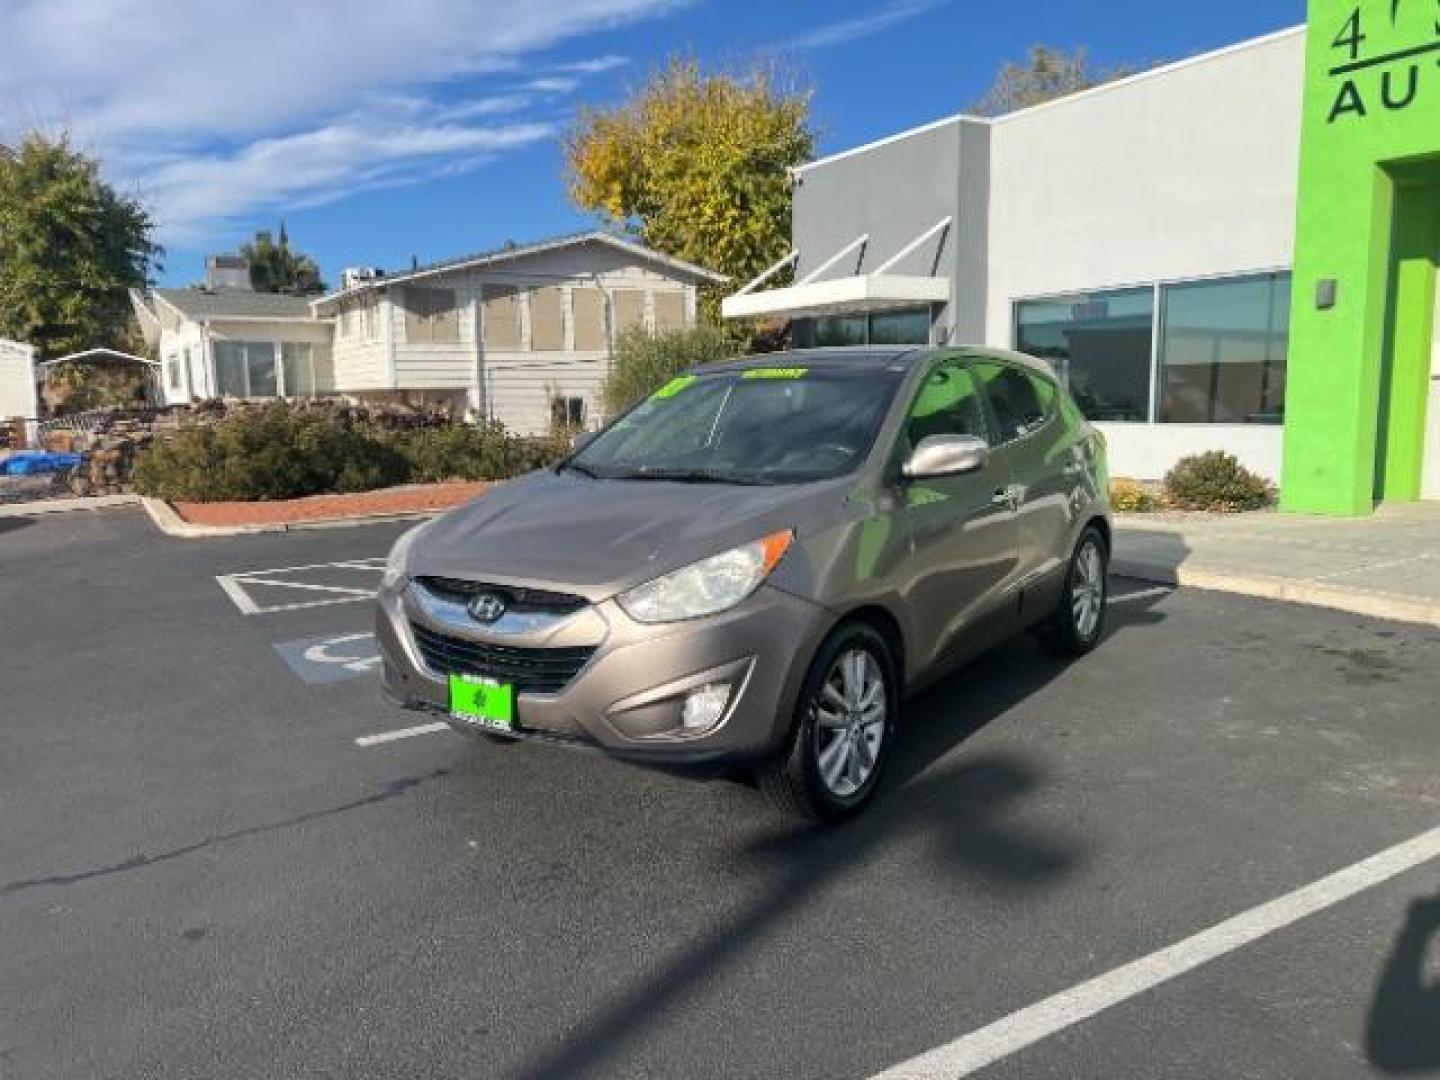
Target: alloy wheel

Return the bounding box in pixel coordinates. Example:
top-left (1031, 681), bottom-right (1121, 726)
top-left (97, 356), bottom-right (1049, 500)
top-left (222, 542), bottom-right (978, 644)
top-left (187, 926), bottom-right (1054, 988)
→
top-left (812, 648), bottom-right (887, 798)
top-left (1072, 539), bottom-right (1106, 641)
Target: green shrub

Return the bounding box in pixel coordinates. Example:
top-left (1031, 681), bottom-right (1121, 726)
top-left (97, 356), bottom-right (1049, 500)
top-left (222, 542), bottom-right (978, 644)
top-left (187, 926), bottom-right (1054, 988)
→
top-left (134, 402), bottom-right (574, 501)
top-left (1163, 451), bottom-right (1274, 512)
top-left (600, 323), bottom-right (733, 415)
top-left (394, 422), bottom-right (519, 482)
top-left (1109, 478), bottom-right (1160, 513)
top-left (135, 402), bottom-right (409, 501)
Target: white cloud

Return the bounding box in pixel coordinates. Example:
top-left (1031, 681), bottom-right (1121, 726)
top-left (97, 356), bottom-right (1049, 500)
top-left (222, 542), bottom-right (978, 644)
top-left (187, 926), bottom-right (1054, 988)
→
top-left (0, 0), bottom-right (670, 246)
top-left (790, 0), bottom-right (943, 51)
top-left (558, 55), bottom-right (632, 74)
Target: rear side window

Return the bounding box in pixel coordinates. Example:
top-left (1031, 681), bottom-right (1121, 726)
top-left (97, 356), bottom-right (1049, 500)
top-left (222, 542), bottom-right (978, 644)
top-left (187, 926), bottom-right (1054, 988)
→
top-left (971, 362), bottom-right (1047, 444)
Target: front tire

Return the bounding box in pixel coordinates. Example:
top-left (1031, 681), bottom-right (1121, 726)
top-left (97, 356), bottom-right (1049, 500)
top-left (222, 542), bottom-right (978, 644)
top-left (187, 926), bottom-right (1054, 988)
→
top-left (1041, 526), bottom-right (1109, 656)
top-left (758, 623), bottom-right (898, 823)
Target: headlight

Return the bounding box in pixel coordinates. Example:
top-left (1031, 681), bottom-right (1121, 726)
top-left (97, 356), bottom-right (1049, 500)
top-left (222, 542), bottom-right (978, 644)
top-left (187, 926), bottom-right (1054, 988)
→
top-left (618, 531), bottom-right (793, 624)
top-left (381, 524), bottom-right (424, 590)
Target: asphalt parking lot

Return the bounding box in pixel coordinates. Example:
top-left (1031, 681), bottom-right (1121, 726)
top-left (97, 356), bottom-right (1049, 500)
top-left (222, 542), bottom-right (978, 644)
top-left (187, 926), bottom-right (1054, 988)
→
top-left (1, 507), bottom-right (1438, 1079)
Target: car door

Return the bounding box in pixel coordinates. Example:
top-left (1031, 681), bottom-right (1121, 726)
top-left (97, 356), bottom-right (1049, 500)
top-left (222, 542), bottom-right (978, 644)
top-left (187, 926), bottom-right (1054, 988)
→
top-left (969, 360), bottom-right (1085, 618)
top-left (894, 357), bottom-right (1024, 675)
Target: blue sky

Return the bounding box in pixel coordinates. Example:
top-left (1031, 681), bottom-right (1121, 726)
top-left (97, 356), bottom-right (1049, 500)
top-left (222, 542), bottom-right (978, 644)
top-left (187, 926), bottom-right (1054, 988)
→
top-left (0, 0), bottom-right (1305, 287)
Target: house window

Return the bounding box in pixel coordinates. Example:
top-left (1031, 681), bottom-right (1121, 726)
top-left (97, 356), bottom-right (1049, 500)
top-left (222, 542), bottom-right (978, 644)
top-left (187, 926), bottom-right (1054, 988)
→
top-left (530, 287), bottom-right (565, 351)
top-left (213, 341), bottom-right (278, 398)
top-left (403, 287), bottom-right (459, 344)
top-left (1015, 288), bottom-right (1154, 422)
top-left (165, 354), bottom-right (181, 390)
top-left (612, 290), bottom-right (645, 336)
top-left (572, 288), bottom-right (607, 352)
top-left (481, 286), bottom-right (521, 351)
top-left (551, 395), bottom-right (585, 430)
top-left (792, 307), bottom-right (932, 348)
top-left (282, 342), bottom-right (334, 396)
top-left (184, 348), bottom-right (201, 397)
top-left (653, 291), bottom-right (686, 333)
top-left (1159, 273), bottom-right (1290, 425)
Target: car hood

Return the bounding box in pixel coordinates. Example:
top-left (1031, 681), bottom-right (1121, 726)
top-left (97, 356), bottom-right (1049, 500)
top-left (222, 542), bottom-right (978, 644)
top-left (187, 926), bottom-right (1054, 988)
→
top-left (408, 469), bottom-right (849, 601)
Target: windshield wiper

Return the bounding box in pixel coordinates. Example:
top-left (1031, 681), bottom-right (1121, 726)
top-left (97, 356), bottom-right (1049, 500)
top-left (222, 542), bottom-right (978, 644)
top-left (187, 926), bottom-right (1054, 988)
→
top-left (558, 461), bottom-right (602, 479)
top-left (612, 467), bottom-right (776, 486)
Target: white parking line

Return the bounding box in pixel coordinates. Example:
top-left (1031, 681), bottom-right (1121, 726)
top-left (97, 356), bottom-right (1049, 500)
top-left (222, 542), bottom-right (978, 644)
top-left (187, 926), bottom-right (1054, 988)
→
top-left (216, 557), bottom-right (386, 615)
top-left (354, 722), bottom-right (450, 747)
top-left (1108, 586), bottom-right (1172, 606)
top-left (871, 823), bottom-right (1440, 1079)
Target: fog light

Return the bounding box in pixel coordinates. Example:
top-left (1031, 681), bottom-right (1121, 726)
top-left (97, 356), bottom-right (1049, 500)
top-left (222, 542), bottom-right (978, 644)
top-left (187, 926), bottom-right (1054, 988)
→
top-left (681, 682), bottom-right (731, 732)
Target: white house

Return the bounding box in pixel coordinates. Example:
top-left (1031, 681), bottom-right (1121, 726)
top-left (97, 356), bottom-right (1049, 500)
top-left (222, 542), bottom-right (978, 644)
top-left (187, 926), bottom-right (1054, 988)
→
top-left (310, 231), bottom-right (726, 433)
top-left (131, 286), bottom-right (334, 405)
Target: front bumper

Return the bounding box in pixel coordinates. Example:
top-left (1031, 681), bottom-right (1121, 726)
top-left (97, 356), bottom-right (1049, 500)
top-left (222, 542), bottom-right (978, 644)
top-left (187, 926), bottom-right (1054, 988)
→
top-left (375, 577), bottom-right (833, 766)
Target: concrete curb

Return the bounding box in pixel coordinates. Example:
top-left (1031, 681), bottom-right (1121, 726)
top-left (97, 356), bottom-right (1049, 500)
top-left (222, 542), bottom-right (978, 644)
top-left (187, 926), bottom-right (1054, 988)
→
top-left (0, 493), bottom-right (139, 518)
top-left (140, 496), bottom-right (438, 539)
top-left (1112, 557), bottom-right (1440, 628)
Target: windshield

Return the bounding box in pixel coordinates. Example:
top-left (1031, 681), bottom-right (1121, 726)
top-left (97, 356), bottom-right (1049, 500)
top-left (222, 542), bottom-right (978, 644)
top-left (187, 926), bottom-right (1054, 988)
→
top-left (569, 366), bottom-right (902, 484)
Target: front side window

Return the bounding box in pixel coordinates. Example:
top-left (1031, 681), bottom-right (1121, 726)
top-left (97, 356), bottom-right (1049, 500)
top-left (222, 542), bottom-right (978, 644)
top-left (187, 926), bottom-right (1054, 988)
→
top-left (572, 368), bottom-right (902, 485)
top-left (213, 341), bottom-right (278, 398)
top-left (1015, 289), bottom-right (1154, 422)
top-left (903, 362), bottom-right (988, 450)
top-left (1159, 273), bottom-right (1290, 424)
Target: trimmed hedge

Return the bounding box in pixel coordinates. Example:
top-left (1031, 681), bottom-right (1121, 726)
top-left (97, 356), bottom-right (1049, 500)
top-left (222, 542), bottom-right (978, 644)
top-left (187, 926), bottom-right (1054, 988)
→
top-left (133, 402), bottom-right (567, 502)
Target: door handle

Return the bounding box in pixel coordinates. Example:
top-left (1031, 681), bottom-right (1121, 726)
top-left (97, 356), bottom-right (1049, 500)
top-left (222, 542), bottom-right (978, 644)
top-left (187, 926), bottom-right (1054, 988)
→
top-left (992, 485), bottom-right (1023, 510)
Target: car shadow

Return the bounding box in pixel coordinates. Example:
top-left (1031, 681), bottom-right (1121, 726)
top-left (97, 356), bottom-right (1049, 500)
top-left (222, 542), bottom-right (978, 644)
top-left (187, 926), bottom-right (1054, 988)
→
top-left (0, 516), bottom-right (34, 536)
top-left (1365, 892), bottom-right (1440, 1073)
top-left (511, 584), bottom-right (1172, 1079)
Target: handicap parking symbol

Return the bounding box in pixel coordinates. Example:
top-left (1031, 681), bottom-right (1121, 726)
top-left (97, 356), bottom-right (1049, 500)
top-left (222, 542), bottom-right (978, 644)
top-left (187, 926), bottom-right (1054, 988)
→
top-left (274, 632), bottom-right (382, 685)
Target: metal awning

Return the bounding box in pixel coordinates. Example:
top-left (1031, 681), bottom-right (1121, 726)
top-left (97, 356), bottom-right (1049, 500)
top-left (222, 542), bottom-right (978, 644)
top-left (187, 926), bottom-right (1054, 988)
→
top-left (721, 218), bottom-right (951, 321)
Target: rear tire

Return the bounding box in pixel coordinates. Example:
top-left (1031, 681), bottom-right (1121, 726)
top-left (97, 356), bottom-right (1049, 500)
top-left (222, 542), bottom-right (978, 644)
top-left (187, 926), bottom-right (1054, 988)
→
top-left (757, 622), bottom-right (898, 823)
top-left (1041, 526), bottom-right (1109, 657)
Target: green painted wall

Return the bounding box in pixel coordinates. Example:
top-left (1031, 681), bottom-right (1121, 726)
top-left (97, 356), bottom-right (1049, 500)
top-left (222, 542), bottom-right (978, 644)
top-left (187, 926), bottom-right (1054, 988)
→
top-left (1283, 0), bottom-right (1440, 515)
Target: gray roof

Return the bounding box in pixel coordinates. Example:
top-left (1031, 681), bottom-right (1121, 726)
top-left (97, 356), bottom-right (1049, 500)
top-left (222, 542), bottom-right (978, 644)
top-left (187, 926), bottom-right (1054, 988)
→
top-left (312, 230), bottom-right (727, 308)
top-left (151, 288), bottom-right (318, 322)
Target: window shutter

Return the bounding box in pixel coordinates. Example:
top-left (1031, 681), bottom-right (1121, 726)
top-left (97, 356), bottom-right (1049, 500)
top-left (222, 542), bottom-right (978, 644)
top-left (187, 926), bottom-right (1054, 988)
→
top-left (530, 287), bottom-right (565, 351)
top-left (572, 288), bottom-right (607, 352)
top-left (481, 286), bottom-right (521, 351)
top-left (612, 290), bottom-right (645, 335)
top-left (653, 291), bottom-right (686, 332)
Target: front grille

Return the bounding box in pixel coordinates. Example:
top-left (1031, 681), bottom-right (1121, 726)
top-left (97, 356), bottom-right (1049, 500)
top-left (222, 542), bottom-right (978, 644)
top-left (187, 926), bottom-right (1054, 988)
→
top-left (414, 577), bottom-right (588, 615)
top-left (410, 622), bottom-right (596, 694)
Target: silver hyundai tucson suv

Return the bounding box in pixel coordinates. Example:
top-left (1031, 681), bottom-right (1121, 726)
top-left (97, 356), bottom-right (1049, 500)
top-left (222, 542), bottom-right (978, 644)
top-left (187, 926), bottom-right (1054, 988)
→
top-left (377, 346), bottom-right (1111, 821)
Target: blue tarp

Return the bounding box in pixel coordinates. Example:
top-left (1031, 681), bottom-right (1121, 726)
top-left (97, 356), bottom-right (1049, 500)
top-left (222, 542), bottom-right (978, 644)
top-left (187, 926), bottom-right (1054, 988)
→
top-left (1, 451), bottom-right (82, 476)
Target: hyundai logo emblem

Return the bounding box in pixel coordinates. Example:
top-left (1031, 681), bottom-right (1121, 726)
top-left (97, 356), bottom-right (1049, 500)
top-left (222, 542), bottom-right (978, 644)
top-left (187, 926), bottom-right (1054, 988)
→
top-left (467, 592), bottom-right (508, 624)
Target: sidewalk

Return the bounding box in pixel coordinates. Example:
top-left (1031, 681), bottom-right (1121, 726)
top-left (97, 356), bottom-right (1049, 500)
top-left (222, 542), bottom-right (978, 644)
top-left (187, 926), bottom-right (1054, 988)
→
top-left (1113, 502), bottom-right (1440, 626)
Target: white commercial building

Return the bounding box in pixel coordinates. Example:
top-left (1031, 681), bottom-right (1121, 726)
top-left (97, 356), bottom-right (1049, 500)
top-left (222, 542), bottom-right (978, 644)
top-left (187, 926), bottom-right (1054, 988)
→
top-left (725, 28), bottom-right (1307, 482)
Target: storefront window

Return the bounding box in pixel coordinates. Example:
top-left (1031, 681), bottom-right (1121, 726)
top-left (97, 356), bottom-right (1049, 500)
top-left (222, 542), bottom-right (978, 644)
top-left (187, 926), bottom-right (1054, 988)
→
top-left (1015, 289), bottom-right (1154, 422)
top-left (792, 307), bottom-right (932, 348)
top-left (1159, 273), bottom-right (1290, 425)
top-left (213, 341), bottom-right (278, 398)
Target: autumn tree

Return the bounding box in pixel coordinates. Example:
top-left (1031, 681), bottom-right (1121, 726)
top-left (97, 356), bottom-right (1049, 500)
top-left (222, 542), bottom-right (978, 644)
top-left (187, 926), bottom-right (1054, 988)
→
top-left (565, 58), bottom-right (814, 331)
top-left (972, 45), bottom-right (1137, 116)
top-left (241, 223), bottom-right (326, 295)
top-left (0, 134), bottom-right (160, 358)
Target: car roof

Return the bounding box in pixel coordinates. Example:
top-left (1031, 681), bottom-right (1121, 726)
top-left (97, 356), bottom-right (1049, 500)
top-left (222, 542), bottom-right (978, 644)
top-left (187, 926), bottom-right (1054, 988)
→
top-left (702, 345), bottom-right (1057, 380)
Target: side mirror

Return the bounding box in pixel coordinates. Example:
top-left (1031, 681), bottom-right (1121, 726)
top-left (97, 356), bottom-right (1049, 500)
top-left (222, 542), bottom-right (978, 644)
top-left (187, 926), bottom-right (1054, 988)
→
top-left (902, 434), bottom-right (989, 480)
top-left (570, 430), bottom-right (597, 452)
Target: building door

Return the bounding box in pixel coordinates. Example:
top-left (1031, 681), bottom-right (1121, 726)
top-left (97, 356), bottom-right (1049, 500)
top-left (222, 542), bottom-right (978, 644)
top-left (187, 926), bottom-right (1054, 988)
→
top-left (1423, 275), bottom-right (1440, 500)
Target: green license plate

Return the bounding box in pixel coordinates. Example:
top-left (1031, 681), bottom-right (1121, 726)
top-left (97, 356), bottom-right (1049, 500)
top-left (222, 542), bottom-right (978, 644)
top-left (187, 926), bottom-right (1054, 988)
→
top-left (448, 674), bottom-right (515, 732)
